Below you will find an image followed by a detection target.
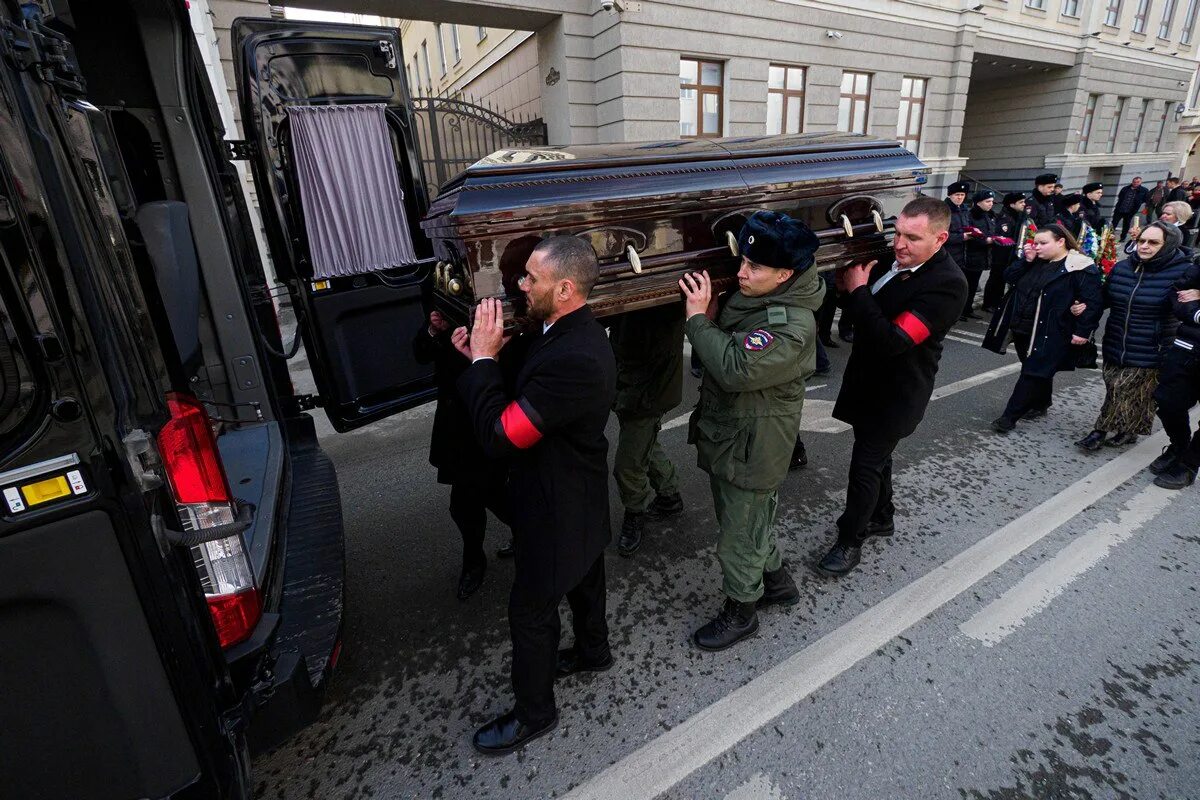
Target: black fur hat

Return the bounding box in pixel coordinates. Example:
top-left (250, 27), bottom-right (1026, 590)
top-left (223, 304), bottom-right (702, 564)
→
top-left (737, 211), bottom-right (821, 272)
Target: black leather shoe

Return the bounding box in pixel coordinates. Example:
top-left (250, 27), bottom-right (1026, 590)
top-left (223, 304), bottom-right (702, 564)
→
top-left (496, 540), bottom-right (515, 559)
top-left (456, 560), bottom-right (486, 600)
top-left (1106, 432), bottom-right (1138, 447)
top-left (819, 335), bottom-right (839, 349)
top-left (1149, 445), bottom-right (1180, 475)
top-left (618, 511), bottom-right (645, 557)
top-left (1154, 462), bottom-right (1197, 490)
top-left (991, 415), bottom-right (1017, 433)
top-left (815, 541), bottom-right (862, 577)
top-left (648, 492), bottom-right (684, 517)
top-left (757, 565), bottom-right (800, 609)
top-left (555, 647), bottom-right (614, 679)
top-left (1022, 406), bottom-right (1049, 419)
top-left (1076, 430), bottom-right (1106, 452)
top-left (472, 709), bottom-right (557, 756)
top-left (694, 598), bottom-right (759, 651)
top-left (865, 518), bottom-right (895, 538)
top-left (789, 438), bottom-right (808, 470)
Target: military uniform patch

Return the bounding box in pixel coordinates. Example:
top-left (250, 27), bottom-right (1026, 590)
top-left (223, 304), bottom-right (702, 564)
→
top-left (743, 329), bottom-right (774, 351)
top-left (767, 306), bottom-right (789, 326)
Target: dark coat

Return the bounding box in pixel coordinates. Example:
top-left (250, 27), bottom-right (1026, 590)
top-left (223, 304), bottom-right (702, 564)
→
top-left (983, 252), bottom-right (1104, 378)
top-left (608, 303), bottom-right (683, 418)
top-left (992, 206), bottom-right (1024, 270)
top-left (1027, 190), bottom-right (1059, 227)
top-left (833, 247), bottom-right (969, 441)
top-left (964, 205), bottom-right (997, 272)
top-left (945, 198), bottom-right (971, 268)
top-left (1166, 185), bottom-right (1189, 204)
top-left (1114, 183), bottom-right (1151, 215)
top-left (1080, 197), bottom-right (1104, 231)
top-left (1057, 210), bottom-right (1084, 240)
top-left (1101, 250), bottom-right (1194, 368)
top-left (1170, 261), bottom-right (1200, 350)
top-left (458, 306), bottom-right (616, 598)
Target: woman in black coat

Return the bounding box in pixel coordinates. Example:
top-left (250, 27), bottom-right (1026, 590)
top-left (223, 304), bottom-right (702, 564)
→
top-left (962, 190), bottom-right (998, 319)
top-left (983, 224), bottom-right (1104, 432)
top-left (1076, 222), bottom-right (1194, 450)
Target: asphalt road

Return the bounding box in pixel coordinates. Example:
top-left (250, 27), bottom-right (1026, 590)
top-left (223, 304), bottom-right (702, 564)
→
top-left (253, 311), bottom-right (1200, 800)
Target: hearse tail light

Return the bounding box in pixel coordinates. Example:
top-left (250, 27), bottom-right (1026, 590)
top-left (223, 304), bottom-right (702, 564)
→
top-left (157, 392), bottom-right (260, 649)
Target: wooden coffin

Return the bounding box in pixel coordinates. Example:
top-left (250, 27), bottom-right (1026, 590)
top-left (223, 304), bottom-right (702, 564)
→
top-left (420, 133), bottom-right (928, 327)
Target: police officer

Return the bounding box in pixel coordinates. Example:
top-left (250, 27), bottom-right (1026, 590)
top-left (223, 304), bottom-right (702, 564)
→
top-left (944, 181), bottom-right (971, 270)
top-left (678, 211), bottom-right (824, 651)
top-left (982, 192), bottom-right (1025, 313)
top-left (1028, 173), bottom-right (1060, 227)
top-left (609, 304), bottom-right (685, 556)
top-left (1080, 182), bottom-right (1104, 230)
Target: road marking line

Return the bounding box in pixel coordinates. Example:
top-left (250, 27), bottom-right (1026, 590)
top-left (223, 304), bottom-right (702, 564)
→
top-left (945, 333), bottom-right (985, 346)
top-left (563, 432), bottom-right (1169, 800)
top-left (664, 362), bottom-right (1021, 435)
top-left (959, 482), bottom-right (1174, 646)
top-left (954, 328), bottom-right (986, 339)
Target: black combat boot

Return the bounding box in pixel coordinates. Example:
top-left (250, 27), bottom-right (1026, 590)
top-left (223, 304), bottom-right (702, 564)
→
top-left (1149, 445), bottom-right (1180, 475)
top-left (1154, 461), bottom-right (1197, 490)
top-left (815, 540), bottom-right (862, 577)
top-left (864, 517), bottom-right (894, 538)
top-left (617, 510), bottom-right (645, 557)
top-left (757, 565), bottom-right (800, 609)
top-left (648, 492), bottom-right (684, 517)
top-left (1076, 430), bottom-right (1105, 451)
top-left (694, 597), bottom-right (759, 651)
top-left (789, 437), bottom-right (808, 470)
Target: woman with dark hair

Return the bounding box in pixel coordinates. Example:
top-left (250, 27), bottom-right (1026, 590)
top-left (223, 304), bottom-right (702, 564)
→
top-left (983, 224), bottom-right (1104, 432)
top-left (962, 190), bottom-right (998, 320)
top-left (1076, 222), bottom-right (1194, 450)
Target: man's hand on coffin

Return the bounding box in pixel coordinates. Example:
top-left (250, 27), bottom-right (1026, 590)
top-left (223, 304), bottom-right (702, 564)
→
top-left (451, 326), bottom-right (472, 360)
top-left (679, 271), bottom-right (714, 319)
top-left (843, 261), bottom-right (878, 293)
top-left (469, 297), bottom-right (510, 360)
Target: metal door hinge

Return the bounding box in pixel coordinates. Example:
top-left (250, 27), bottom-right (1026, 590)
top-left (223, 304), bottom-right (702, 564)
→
top-left (2, 19), bottom-right (85, 95)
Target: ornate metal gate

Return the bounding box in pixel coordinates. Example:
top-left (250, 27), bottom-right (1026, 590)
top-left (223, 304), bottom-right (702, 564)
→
top-left (410, 95), bottom-right (548, 196)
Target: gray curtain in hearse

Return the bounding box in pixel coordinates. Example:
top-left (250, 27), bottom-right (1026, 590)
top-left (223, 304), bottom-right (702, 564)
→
top-left (287, 103), bottom-right (419, 278)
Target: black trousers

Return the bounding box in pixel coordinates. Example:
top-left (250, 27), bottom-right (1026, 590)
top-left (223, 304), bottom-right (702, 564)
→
top-left (1003, 332), bottom-right (1054, 420)
top-left (509, 553), bottom-right (609, 726)
top-left (981, 266), bottom-right (1007, 310)
top-left (1112, 211), bottom-right (1136, 240)
top-left (449, 471), bottom-right (510, 566)
top-left (962, 269), bottom-right (982, 315)
top-left (817, 274), bottom-right (838, 339)
top-left (1154, 346), bottom-right (1200, 470)
top-left (837, 428), bottom-right (900, 545)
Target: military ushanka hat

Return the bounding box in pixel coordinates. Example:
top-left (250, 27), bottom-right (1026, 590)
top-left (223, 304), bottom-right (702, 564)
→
top-left (972, 189), bottom-right (995, 203)
top-left (947, 181), bottom-right (970, 195)
top-left (1035, 172), bottom-right (1058, 187)
top-left (737, 210), bottom-right (820, 272)
top-left (1003, 191), bottom-right (1027, 205)
top-left (1061, 193), bottom-right (1084, 208)
top-left (1082, 182), bottom-right (1103, 193)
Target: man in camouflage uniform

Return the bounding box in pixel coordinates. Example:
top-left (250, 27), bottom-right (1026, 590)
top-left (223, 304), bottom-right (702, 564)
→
top-left (679, 210), bottom-right (824, 651)
top-left (609, 304), bottom-right (685, 557)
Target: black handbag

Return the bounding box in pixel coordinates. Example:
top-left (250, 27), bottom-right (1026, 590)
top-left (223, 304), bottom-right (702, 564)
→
top-left (1073, 336), bottom-right (1098, 369)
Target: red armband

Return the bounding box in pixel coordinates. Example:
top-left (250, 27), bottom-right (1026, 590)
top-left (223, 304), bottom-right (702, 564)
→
top-left (498, 399), bottom-right (543, 449)
top-left (894, 310), bottom-right (931, 345)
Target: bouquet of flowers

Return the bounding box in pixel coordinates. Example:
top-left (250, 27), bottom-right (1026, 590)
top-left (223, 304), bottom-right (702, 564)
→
top-left (1078, 222), bottom-right (1099, 260)
top-left (1016, 220), bottom-right (1037, 251)
top-left (1097, 225), bottom-right (1118, 278)
top-left (991, 236), bottom-right (1015, 246)
top-left (965, 225), bottom-right (985, 238)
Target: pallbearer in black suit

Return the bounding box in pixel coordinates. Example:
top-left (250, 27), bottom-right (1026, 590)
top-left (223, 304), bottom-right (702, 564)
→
top-left (454, 237), bottom-right (617, 755)
top-left (816, 196), bottom-right (969, 577)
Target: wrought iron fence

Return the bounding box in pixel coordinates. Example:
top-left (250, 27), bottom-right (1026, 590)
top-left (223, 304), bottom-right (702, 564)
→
top-left (409, 93), bottom-right (548, 196)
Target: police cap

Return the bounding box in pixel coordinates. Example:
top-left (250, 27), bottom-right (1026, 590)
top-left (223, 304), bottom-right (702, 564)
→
top-left (972, 189), bottom-right (995, 203)
top-left (737, 211), bottom-right (820, 272)
top-left (1082, 182), bottom-right (1103, 193)
top-left (947, 181), bottom-right (970, 195)
top-left (1003, 192), bottom-right (1026, 205)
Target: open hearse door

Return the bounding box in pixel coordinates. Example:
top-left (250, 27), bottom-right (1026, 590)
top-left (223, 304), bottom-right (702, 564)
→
top-left (233, 18), bottom-right (436, 432)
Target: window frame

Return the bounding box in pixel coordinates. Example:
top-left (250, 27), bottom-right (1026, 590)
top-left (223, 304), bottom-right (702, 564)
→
top-left (837, 70), bottom-right (873, 135)
top-left (765, 64), bottom-right (807, 135)
top-left (1108, 96), bottom-right (1127, 153)
top-left (1105, 0), bottom-right (1123, 23)
top-left (450, 24), bottom-right (462, 64)
top-left (420, 41), bottom-right (431, 92)
top-left (1025, 0), bottom-right (1048, 9)
top-left (1182, 0), bottom-right (1199, 41)
top-left (1132, 98), bottom-right (1151, 152)
top-left (896, 76), bottom-right (928, 154)
top-left (435, 23), bottom-right (448, 76)
top-left (1156, 100), bottom-right (1170, 150)
top-left (1062, 0), bottom-right (1081, 16)
top-left (477, 26), bottom-right (488, 42)
top-left (1133, 0), bottom-right (1152, 33)
top-left (1078, 93), bottom-right (1098, 153)
top-left (1160, 0), bottom-right (1179, 37)
top-left (679, 58), bottom-right (725, 139)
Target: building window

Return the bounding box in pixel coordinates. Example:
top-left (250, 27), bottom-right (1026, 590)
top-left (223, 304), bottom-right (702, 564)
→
top-left (435, 23), bottom-right (448, 76)
top-left (1105, 0), bottom-right (1123, 23)
top-left (1132, 98), bottom-right (1151, 152)
top-left (1160, 0), bottom-right (1179, 35)
top-left (896, 76), bottom-right (927, 153)
top-left (1133, 0), bottom-right (1152, 32)
top-left (1108, 96), bottom-right (1126, 152)
top-left (477, 26), bottom-right (487, 42)
top-left (450, 25), bottom-right (462, 63)
top-left (1025, 0), bottom-right (1047, 8)
top-left (680, 58), bottom-right (723, 138)
top-left (838, 71), bottom-right (872, 134)
top-left (1156, 100), bottom-right (1170, 149)
top-left (1063, 0), bottom-right (1081, 15)
top-left (1078, 94), bottom-right (1098, 153)
top-left (420, 41), bottom-right (431, 91)
top-left (766, 64), bottom-right (806, 135)
top-left (1190, 66), bottom-right (1200, 106)
top-left (1182, 0), bottom-right (1199, 40)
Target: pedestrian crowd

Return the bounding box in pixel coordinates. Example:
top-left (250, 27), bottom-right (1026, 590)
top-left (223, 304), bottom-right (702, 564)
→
top-left (413, 174), bottom-right (1200, 756)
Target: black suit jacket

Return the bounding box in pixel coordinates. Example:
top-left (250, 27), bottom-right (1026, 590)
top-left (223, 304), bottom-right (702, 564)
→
top-left (458, 306), bottom-right (617, 598)
top-left (833, 248), bottom-right (969, 441)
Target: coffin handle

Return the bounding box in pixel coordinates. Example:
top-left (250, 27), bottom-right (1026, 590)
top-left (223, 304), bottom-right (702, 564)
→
top-left (840, 215), bottom-right (854, 238)
top-left (627, 244), bottom-right (643, 274)
top-left (872, 210), bottom-right (885, 233)
top-left (725, 230), bottom-right (739, 257)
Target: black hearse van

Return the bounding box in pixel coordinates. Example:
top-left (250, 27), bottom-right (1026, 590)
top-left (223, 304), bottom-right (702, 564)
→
top-left (0, 2), bottom-right (437, 798)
